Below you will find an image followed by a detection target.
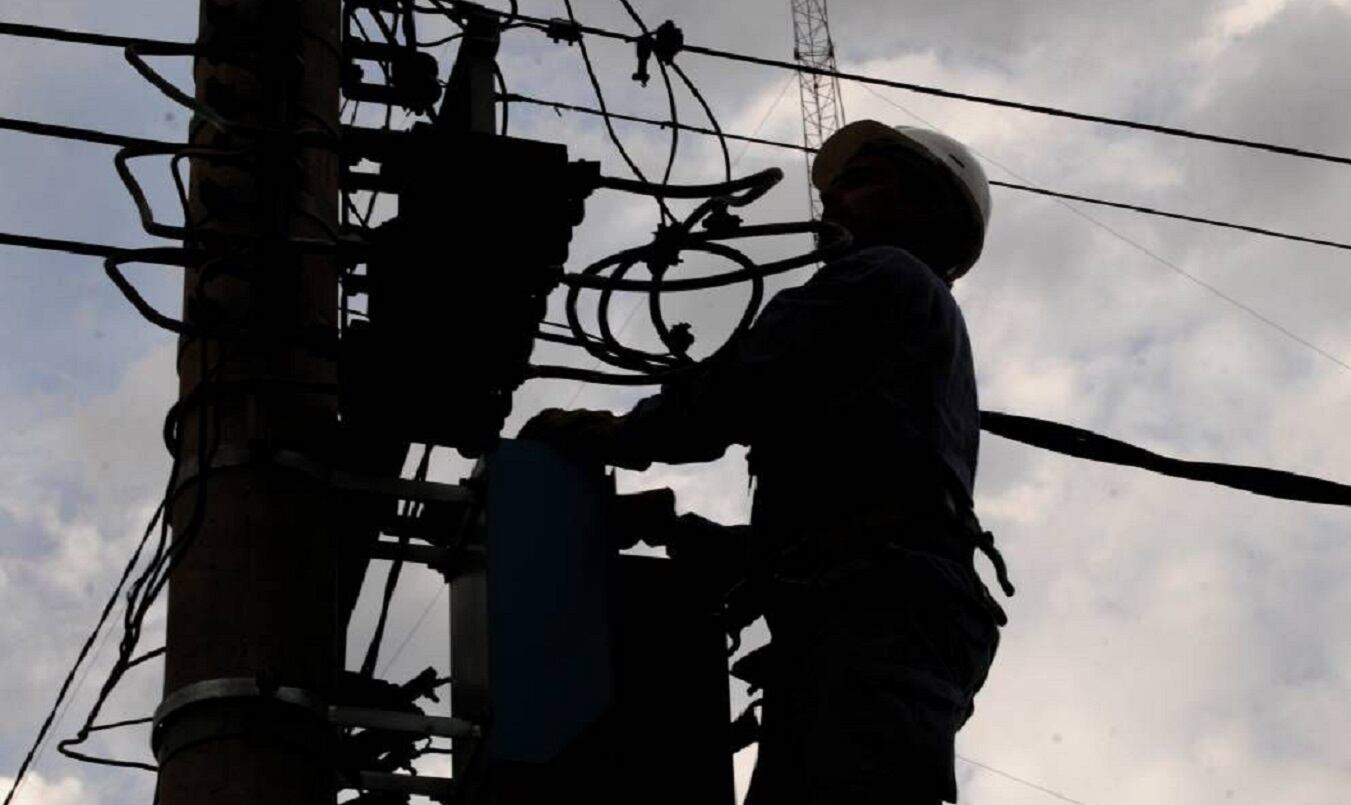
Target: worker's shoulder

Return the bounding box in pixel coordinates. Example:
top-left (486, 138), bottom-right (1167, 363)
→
top-left (818, 245), bottom-right (949, 297)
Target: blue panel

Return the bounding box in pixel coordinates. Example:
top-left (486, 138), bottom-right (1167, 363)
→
top-left (483, 440), bottom-right (614, 763)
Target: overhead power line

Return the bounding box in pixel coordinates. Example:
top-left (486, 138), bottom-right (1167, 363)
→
top-left (981, 411), bottom-right (1351, 508)
top-left (988, 181), bottom-right (1351, 252)
top-left (853, 83), bottom-right (1351, 377)
top-left (509, 9), bottom-right (1351, 169)
top-left (0, 20), bottom-right (192, 53)
top-left (503, 93), bottom-right (1351, 254)
top-left (0, 114), bottom-right (174, 150)
top-left (0, 231), bottom-right (184, 263)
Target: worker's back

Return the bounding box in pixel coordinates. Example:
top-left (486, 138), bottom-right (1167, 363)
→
top-left (744, 244), bottom-right (979, 563)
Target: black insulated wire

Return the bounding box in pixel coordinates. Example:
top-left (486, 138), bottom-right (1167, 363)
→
top-left (507, 93), bottom-right (1351, 254)
top-left (0, 21), bottom-right (195, 52)
top-left (0, 115), bottom-right (176, 150)
top-left (981, 411), bottom-right (1351, 508)
top-left (504, 8), bottom-right (1351, 170)
top-left (560, 0), bottom-right (675, 224)
top-left (595, 167), bottom-right (783, 199)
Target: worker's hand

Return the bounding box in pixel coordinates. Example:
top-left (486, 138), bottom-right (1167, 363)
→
top-left (518, 408), bottom-right (632, 467)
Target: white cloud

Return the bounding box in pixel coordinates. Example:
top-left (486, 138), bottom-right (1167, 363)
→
top-left (0, 772), bottom-right (100, 805)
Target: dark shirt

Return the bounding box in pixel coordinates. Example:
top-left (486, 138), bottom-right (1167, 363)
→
top-left (618, 245), bottom-right (980, 547)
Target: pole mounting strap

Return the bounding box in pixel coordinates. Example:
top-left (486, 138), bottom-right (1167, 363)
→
top-left (151, 676), bottom-right (331, 766)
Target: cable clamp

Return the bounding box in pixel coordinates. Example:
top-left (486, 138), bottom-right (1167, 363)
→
top-left (631, 20), bottom-right (684, 86)
top-left (151, 676), bottom-right (331, 765)
top-left (651, 21), bottom-right (685, 64)
top-left (545, 17), bottom-right (583, 45)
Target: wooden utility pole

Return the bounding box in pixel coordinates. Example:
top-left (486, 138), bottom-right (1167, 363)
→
top-left (156, 0), bottom-right (342, 802)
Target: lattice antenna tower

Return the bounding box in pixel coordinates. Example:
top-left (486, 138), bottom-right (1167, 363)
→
top-left (791, 0), bottom-right (847, 219)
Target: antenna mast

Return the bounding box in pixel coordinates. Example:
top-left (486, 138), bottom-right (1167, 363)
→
top-left (791, 0), bottom-right (847, 219)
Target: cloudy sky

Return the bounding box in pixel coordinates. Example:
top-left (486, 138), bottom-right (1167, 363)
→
top-left (3, 0), bottom-right (1351, 802)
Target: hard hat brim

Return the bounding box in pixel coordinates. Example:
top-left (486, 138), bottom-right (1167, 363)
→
top-left (812, 120), bottom-right (923, 192)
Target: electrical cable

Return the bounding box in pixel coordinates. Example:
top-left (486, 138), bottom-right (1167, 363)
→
top-left (669, 59), bottom-right (731, 182)
top-left (505, 8), bottom-right (1351, 170)
top-left (494, 62), bottom-right (510, 136)
top-left (12, 13), bottom-right (1351, 167)
top-left (0, 115), bottom-right (176, 150)
top-left (991, 180), bottom-right (1351, 252)
top-left (560, 0), bottom-right (674, 224)
top-left (0, 231), bottom-right (187, 262)
top-left (520, 86), bottom-right (1351, 373)
top-left (507, 91), bottom-right (806, 154)
top-left (59, 162), bottom-right (274, 777)
top-left (981, 411), bottom-right (1351, 508)
top-left (596, 166), bottom-right (783, 199)
top-left (0, 21), bottom-right (193, 53)
top-left (1, 497), bottom-right (168, 802)
top-left (505, 92), bottom-right (1351, 254)
top-left (613, 0), bottom-right (685, 196)
top-left (858, 84), bottom-right (1351, 375)
top-left (560, 224), bottom-right (847, 293)
top-left (53, 339), bottom-right (223, 774)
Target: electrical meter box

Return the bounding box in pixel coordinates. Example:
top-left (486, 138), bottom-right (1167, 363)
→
top-left (451, 441), bottom-right (734, 805)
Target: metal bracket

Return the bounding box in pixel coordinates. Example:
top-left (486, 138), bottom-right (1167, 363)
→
top-left (368, 539), bottom-right (456, 574)
top-left (151, 677), bottom-right (331, 766)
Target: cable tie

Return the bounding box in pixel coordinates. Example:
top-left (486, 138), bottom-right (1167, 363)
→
top-left (544, 17), bottom-right (582, 45)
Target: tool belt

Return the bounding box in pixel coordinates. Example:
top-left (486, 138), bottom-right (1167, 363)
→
top-left (727, 487), bottom-right (1015, 684)
top-left (753, 490), bottom-right (1013, 612)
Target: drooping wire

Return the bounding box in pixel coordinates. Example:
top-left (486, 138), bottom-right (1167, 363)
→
top-left (560, 0), bottom-right (674, 224)
top-left (511, 88), bottom-right (1351, 376)
top-left (613, 0), bottom-right (683, 196)
top-left (1, 497), bottom-right (170, 801)
top-left (54, 324), bottom-right (225, 775)
top-left (535, 169), bottom-right (846, 385)
top-left (668, 59), bottom-right (730, 182)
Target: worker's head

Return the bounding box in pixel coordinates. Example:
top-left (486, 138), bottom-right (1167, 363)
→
top-left (813, 121), bottom-right (991, 282)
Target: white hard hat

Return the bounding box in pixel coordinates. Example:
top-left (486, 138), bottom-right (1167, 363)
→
top-left (812, 120), bottom-right (991, 279)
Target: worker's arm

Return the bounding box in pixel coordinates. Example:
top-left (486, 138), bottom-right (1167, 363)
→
top-left (610, 247), bottom-right (937, 466)
top-left (520, 248), bottom-right (937, 468)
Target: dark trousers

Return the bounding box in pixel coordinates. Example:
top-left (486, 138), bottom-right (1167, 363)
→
top-left (744, 548), bottom-right (1000, 805)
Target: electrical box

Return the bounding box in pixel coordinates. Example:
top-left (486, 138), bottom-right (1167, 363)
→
top-left (452, 441), bottom-right (735, 804)
top-left (341, 129), bottom-right (590, 455)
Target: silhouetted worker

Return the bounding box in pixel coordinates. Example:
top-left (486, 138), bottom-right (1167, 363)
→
top-left (521, 120), bottom-right (1014, 805)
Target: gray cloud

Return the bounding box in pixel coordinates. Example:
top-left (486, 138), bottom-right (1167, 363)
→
top-left (2, 1), bottom-right (1349, 803)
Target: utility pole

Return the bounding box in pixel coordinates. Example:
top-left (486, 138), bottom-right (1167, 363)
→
top-left (155, 0), bottom-right (342, 803)
top-left (791, 0), bottom-right (846, 219)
